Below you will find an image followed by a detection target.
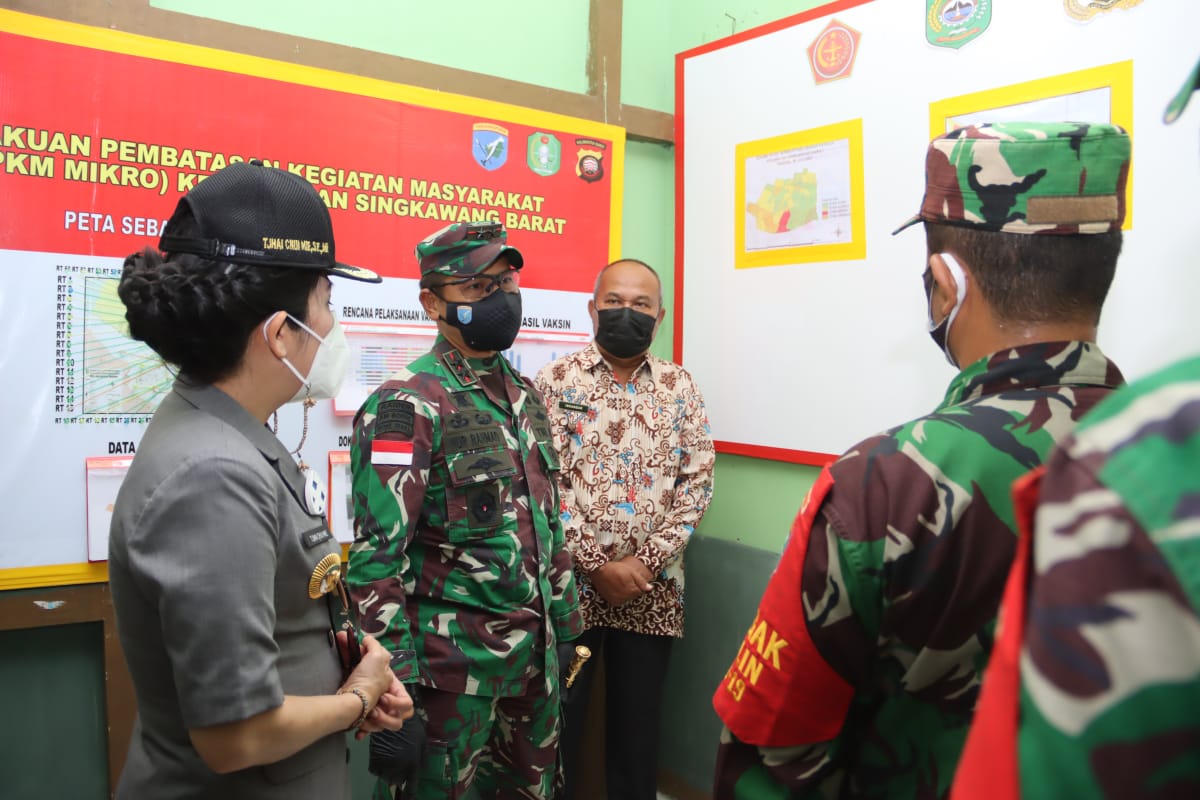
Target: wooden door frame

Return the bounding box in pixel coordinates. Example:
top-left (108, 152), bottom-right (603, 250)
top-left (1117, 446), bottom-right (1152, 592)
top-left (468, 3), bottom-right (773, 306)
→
top-left (0, 584), bottom-right (133, 798)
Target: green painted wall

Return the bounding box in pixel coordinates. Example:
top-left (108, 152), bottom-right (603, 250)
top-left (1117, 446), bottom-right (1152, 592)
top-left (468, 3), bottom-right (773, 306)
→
top-left (620, 139), bottom-right (677, 363)
top-left (707, 455), bottom-right (821, 550)
top-left (623, 0), bottom-right (833, 112)
top-left (150, 0), bottom-right (593, 94)
top-left (150, 0), bottom-right (833, 114)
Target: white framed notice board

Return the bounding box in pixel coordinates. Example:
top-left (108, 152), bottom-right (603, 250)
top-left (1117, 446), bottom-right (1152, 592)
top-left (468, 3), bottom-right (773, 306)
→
top-left (676, 0), bottom-right (1200, 464)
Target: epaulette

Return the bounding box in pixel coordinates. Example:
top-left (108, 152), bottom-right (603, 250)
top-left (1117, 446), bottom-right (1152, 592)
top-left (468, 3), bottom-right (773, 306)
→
top-left (441, 348), bottom-right (479, 387)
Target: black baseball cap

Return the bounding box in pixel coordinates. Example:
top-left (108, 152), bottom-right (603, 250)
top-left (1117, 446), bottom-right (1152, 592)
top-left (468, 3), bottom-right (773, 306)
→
top-left (158, 160), bottom-right (381, 283)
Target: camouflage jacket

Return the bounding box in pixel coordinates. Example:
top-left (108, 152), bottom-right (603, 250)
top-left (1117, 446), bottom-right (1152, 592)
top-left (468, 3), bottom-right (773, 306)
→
top-left (713, 342), bottom-right (1123, 800)
top-left (954, 354), bottom-right (1200, 799)
top-left (347, 336), bottom-right (583, 697)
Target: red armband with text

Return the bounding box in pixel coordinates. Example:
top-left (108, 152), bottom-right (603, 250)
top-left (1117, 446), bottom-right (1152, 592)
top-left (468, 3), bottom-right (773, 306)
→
top-left (712, 467), bottom-right (854, 747)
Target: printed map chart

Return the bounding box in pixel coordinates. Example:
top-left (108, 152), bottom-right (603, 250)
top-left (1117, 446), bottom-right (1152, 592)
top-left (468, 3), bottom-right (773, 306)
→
top-left (734, 118), bottom-right (865, 270)
top-left (55, 264), bottom-right (173, 425)
top-left (743, 138), bottom-right (853, 251)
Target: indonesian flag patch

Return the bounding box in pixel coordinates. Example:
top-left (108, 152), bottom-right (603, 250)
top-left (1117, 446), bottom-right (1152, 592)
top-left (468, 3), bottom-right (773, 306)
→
top-left (371, 440), bottom-right (414, 467)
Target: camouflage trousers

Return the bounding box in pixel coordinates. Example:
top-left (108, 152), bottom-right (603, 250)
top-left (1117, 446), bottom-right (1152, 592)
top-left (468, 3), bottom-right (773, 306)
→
top-left (376, 669), bottom-right (563, 800)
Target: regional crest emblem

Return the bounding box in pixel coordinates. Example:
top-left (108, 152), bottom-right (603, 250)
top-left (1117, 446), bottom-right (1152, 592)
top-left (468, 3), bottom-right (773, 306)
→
top-left (926, 0), bottom-right (991, 49)
top-left (472, 122), bottom-right (509, 171)
top-left (527, 132), bottom-right (562, 177)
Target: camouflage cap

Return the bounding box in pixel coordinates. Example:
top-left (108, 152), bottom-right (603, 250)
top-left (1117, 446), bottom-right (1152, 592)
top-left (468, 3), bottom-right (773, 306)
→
top-left (415, 221), bottom-right (524, 279)
top-left (893, 121), bottom-right (1130, 236)
top-left (1164, 57), bottom-right (1200, 124)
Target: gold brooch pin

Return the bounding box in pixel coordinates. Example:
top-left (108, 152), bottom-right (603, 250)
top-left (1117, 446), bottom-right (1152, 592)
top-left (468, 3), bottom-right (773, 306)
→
top-left (308, 552), bottom-right (342, 600)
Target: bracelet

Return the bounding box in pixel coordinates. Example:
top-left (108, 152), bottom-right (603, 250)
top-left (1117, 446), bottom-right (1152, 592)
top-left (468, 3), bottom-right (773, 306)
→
top-left (337, 687), bottom-right (371, 731)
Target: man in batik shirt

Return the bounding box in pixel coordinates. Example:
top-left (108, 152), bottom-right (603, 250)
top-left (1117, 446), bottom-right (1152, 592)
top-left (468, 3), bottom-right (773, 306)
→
top-left (712, 122), bottom-right (1131, 799)
top-left (348, 221), bottom-right (582, 800)
top-left (535, 259), bottom-right (715, 800)
top-left (952, 60), bottom-right (1200, 800)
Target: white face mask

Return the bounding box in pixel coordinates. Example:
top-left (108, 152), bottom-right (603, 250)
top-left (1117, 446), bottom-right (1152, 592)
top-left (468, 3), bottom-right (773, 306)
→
top-left (262, 312), bottom-right (350, 402)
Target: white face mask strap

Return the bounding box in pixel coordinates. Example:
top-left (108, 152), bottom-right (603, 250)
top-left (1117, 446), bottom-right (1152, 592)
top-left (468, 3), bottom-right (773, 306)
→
top-left (260, 311), bottom-right (315, 392)
top-left (926, 253), bottom-right (969, 368)
top-left (280, 356), bottom-right (310, 392)
top-left (941, 253), bottom-right (968, 306)
top-left (286, 313), bottom-right (326, 344)
top-left (938, 252), bottom-right (968, 328)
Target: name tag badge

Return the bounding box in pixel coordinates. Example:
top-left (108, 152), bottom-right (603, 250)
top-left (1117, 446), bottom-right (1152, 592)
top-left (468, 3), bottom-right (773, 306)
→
top-left (558, 401), bottom-right (590, 413)
top-left (444, 426), bottom-right (505, 454)
top-left (444, 412), bottom-right (507, 454)
top-left (302, 524), bottom-right (334, 550)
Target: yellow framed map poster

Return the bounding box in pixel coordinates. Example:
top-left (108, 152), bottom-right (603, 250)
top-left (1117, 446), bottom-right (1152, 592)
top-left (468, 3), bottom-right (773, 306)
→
top-left (929, 61), bottom-right (1133, 228)
top-left (735, 118), bottom-right (866, 269)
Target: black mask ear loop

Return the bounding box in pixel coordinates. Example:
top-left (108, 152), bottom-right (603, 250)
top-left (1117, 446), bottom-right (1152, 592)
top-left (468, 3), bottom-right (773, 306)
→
top-left (425, 285), bottom-right (450, 325)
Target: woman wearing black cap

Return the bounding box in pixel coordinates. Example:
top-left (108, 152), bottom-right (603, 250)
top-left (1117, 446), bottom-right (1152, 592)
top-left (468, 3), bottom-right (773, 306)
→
top-left (107, 162), bottom-right (412, 799)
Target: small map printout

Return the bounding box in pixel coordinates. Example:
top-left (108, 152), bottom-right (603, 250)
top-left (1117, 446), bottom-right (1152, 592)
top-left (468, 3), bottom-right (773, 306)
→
top-left (744, 137), bottom-right (852, 251)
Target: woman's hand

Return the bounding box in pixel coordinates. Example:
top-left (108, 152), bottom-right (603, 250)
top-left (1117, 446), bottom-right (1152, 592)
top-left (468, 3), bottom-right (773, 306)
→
top-left (357, 675), bottom-right (413, 739)
top-left (337, 634), bottom-right (415, 738)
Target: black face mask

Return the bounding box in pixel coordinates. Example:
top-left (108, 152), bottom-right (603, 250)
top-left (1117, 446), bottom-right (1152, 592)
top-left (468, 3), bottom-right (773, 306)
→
top-left (443, 289), bottom-right (522, 352)
top-left (595, 307), bottom-right (657, 359)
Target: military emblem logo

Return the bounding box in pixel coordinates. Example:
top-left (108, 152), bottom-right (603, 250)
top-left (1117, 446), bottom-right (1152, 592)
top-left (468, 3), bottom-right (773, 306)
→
top-left (472, 122), bottom-right (509, 171)
top-left (575, 138), bottom-right (607, 183)
top-left (926, 0), bottom-right (991, 49)
top-left (527, 132), bottom-right (562, 177)
top-left (807, 19), bottom-right (861, 85)
top-left (467, 455), bottom-right (505, 473)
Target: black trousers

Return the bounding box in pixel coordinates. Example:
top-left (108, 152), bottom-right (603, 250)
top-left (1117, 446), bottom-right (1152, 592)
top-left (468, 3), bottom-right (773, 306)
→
top-left (559, 626), bottom-right (674, 800)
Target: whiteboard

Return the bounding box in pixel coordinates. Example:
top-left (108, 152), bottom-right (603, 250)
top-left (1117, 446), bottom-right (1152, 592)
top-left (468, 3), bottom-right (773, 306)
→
top-left (0, 252), bottom-right (590, 574)
top-left (678, 0), bottom-right (1200, 463)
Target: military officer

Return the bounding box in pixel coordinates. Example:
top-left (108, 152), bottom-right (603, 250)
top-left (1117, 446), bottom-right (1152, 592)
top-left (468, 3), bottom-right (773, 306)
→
top-left (952, 59), bottom-right (1200, 800)
top-left (712, 122), bottom-right (1131, 799)
top-left (347, 221), bottom-right (583, 800)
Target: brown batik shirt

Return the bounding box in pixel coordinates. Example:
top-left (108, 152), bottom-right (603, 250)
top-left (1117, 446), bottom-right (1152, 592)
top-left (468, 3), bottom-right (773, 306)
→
top-left (535, 342), bottom-right (715, 638)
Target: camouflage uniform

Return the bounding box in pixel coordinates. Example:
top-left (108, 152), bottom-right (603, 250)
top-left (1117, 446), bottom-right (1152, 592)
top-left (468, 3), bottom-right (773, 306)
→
top-left (953, 72), bottom-right (1200, 800)
top-left (891, 121), bottom-right (1128, 236)
top-left (951, 356), bottom-right (1200, 799)
top-left (714, 122), bottom-right (1131, 799)
top-left (348, 222), bottom-right (583, 799)
top-left (712, 343), bottom-right (1123, 799)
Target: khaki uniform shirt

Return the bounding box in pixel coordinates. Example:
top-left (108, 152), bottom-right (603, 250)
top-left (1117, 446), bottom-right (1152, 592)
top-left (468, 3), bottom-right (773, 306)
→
top-left (109, 380), bottom-right (348, 799)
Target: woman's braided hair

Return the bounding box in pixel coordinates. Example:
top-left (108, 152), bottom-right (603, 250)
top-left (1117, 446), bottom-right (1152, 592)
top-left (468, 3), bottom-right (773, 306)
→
top-left (119, 211), bottom-right (321, 384)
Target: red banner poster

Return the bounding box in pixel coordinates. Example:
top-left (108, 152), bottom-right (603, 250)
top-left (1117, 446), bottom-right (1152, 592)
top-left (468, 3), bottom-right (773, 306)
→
top-left (0, 21), bottom-right (619, 290)
top-left (0, 11), bottom-right (623, 588)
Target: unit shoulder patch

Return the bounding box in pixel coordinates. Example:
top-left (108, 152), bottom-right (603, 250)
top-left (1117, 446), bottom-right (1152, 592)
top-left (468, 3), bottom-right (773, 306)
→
top-left (377, 399), bottom-right (415, 437)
